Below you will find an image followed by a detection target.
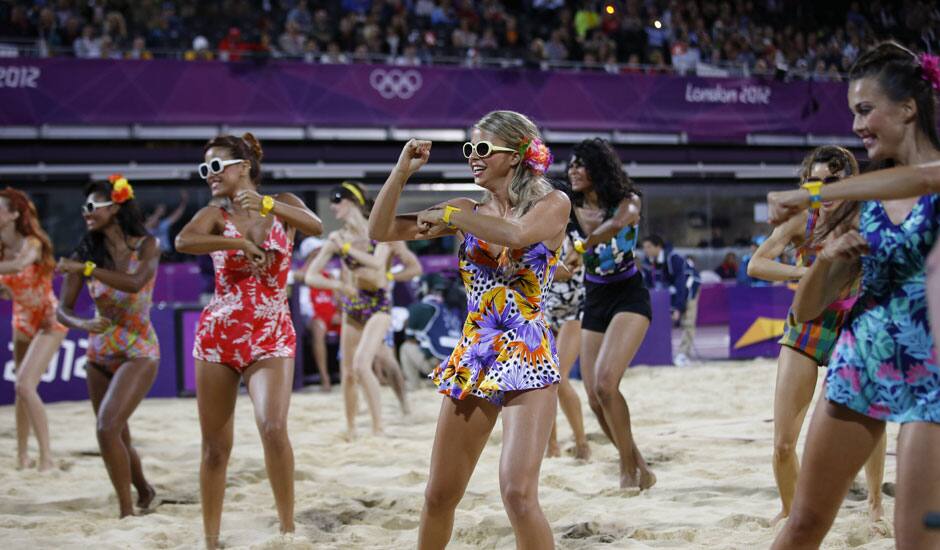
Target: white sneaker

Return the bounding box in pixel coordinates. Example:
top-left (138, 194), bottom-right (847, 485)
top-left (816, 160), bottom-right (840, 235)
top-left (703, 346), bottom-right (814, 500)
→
top-left (674, 353), bottom-right (690, 367)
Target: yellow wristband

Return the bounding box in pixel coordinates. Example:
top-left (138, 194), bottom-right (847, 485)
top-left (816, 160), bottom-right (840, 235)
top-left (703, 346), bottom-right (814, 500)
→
top-left (83, 261), bottom-right (96, 277)
top-left (259, 195), bottom-right (275, 217)
top-left (340, 242), bottom-right (351, 256)
top-left (801, 181), bottom-right (823, 210)
top-left (442, 205), bottom-right (461, 227)
top-left (386, 271), bottom-right (394, 281)
top-left (573, 240), bottom-right (586, 254)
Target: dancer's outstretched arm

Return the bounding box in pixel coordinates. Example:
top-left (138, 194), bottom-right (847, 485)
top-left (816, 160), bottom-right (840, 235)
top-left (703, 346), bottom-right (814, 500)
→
top-left (768, 161), bottom-right (940, 225)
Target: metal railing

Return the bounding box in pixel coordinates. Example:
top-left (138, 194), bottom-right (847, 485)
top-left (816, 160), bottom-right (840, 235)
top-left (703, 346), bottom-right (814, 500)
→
top-left (0, 38), bottom-right (846, 82)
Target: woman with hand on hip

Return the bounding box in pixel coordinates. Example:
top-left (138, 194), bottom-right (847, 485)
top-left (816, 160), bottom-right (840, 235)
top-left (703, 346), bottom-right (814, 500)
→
top-left (370, 110), bottom-right (567, 550)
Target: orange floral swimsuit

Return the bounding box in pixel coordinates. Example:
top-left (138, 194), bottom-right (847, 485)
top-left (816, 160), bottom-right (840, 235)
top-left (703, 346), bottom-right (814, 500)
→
top-left (0, 262), bottom-right (67, 339)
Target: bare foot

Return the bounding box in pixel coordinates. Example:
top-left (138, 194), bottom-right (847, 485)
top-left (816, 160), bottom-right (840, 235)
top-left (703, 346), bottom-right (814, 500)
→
top-left (205, 535), bottom-right (224, 549)
top-left (137, 484), bottom-right (156, 509)
top-left (639, 467), bottom-right (657, 490)
top-left (868, 500), bottom-right (884, 523)
top-left (574, 441), bottom-right (591, 461)
top-left (344, 428), bottom-right (358, 442)
top-left (371, 426), bottom-right (386, 437)
top-left (16, 455), bottom-right (35, 470)
top-left (546, 440), bottom-right (561, 458)
top-left (38, 456), bottom-right (55, 472)
top-left (320, 383), bottom-right (332, 393)
top-left (771, 509), bottom-right (789, 527)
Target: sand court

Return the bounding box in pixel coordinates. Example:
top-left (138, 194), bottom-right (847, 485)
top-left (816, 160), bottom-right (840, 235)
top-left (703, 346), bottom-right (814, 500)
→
top-left (0, 360), bottom-right (897, 549)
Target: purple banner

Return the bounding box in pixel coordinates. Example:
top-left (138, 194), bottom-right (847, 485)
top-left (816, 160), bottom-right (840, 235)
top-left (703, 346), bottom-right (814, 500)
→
top-left (0, 301), bottom-right (179, 406)
top-left (0, 59), bottom-right (854, 140)
top-left (728, 285), bottom-right (794, 360)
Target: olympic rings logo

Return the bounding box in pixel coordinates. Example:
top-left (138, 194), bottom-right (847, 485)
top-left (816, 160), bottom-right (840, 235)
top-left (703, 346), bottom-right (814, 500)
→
top-left (369, 68), bottom-right (423, 99)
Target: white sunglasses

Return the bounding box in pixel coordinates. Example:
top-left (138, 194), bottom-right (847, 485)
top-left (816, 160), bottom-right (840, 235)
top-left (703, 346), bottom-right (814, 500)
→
top-left (198, 157), bottom-right (244, 179)
top-left (83, 199), bottom-right (113, 214)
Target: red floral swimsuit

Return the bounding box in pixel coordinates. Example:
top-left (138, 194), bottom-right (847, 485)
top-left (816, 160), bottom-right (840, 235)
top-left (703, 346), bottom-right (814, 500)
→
top-left (193, 208), bottom-right (296, 373)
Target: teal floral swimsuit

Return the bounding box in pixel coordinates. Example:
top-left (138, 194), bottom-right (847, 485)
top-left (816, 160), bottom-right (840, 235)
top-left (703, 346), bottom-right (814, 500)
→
top-left (826, 196), bottom-right (940, 423)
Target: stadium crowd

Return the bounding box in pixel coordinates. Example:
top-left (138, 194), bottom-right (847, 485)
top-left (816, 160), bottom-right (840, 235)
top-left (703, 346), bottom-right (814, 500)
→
top-left (0, 0), bottom-right (938, 78)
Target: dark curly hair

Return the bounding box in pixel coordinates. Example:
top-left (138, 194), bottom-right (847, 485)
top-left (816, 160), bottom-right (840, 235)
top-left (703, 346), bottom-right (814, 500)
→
top-left (73, 181), bottom-right (149, 270)
top-left (569, 138), bottom-right (639, 211)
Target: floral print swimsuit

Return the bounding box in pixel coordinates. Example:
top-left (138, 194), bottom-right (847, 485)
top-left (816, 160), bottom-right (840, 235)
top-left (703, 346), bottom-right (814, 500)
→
top-left (826, 196), bottom-right (940, 423)
top-left (0, 262), bottom-right (67, 339)
top-left (193, 208), bottom-right (296, 373)
top-left (432, 232), bottom-right (561, 406)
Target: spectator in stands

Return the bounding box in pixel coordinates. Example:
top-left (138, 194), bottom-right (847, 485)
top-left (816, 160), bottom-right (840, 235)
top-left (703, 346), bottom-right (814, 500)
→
top-left (73, 24), bottom-right (101, 58)
top-left (715, 252), bottom-right (739, 280)
top-left (287, 0), bottom-right (313, 34)
top-left (144, 190), bottom-right (189, 259)
top-left (278, 19), bottom-right (306, 57)
top-left (737, 236), bottom-right (771, 287)
top-left (126, 35), bottom-right (153, 60)
top-left (218, 27), bottom-right (247, 62)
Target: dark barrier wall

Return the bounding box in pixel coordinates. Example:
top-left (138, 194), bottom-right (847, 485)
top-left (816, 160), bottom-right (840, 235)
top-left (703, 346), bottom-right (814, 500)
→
top-left (0, 59), bottom-right (853, 140)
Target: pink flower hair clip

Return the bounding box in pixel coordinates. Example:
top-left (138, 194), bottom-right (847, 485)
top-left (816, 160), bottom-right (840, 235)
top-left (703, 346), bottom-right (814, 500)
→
top-left (919, 53), bottom-right (940, 92)
top-left (519, 138), bottom-right (553, 176)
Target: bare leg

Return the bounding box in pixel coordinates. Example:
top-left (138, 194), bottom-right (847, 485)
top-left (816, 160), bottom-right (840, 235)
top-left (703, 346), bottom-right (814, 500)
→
top-left (546, 420), bottom-right (560, 458)
top-left (244, 357), bottom-right (296, 535)
top-left (196, 360), bottom-right (240, 550)
top-left (86, 369), bottom-right (154, 509)
top-left (310, 318), bottom-right (331, 392)
top-left (352, 312), bottom-right (391, 435)
top-left (418, 396), bottom-right (499, 550)
top-left (590, 312), bottom-right (654, 489)
top-left (500, 386), bottom-right (558, 549)
top-left (771, 401), bottom-right (884, 549)
top-left (16, 329), bottom-right (65, 471)
top-left (894, 422), bottom-right (940, 549)
top-left (579, 329), bottom-right (614, 443)
top-left (555, 319), bottom-right (588, 460)
top-left (376, 344), bottom-right (410, 415)
top-left (87, 358), bottom-right (158, 518)
top-left (12, 337), bottom-right (31, 469)
top-left (339, 318), bottom-right (363, 439)
top-left (770, 346), bottom-right (818, 524)
top-left (864, 431), bottom-right (887, 522)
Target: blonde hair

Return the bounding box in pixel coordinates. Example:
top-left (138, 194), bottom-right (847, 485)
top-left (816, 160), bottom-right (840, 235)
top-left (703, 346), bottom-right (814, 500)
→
top-left (476, 110), bottom-right (553, 217)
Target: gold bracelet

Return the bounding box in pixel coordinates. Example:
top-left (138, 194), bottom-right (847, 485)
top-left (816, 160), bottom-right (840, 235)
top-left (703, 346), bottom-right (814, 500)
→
top-left (573, 240), bottom-right (586, 254)
top-left (801, 181), bottom-right (823, 210)
top-left (340, 242), bottom-right (351, 256)
top-left (259, 195), bottom-right (275, 217)
top-left (83, 261), bottom-right (96, 277)
top-left (442, 205), bottom-right (461, 228)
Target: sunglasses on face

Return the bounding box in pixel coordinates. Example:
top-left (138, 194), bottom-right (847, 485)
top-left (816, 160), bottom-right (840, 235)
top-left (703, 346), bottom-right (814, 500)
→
top-left (83, 199), bottom-right (113, 214)
top-left (198, 157), bottom-right (244, 179)
top-left (462, 141), bottom-right (517, 159)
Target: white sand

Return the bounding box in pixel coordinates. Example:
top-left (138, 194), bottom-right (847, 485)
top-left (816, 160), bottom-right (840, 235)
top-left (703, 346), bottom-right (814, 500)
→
top-left (0, 360), bottom-right (898, 549)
